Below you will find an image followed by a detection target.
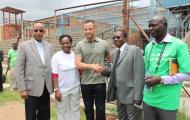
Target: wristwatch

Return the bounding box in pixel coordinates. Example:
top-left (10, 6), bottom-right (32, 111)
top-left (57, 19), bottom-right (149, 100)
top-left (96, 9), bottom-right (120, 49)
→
top-left (54, 88), bottom-right (59, 92)
top-left (160, 77), bottom-right (164, 84)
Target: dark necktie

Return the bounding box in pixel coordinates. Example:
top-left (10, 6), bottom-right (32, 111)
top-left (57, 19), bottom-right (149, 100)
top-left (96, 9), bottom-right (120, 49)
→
top-left (112, 49), bottom-right (120, 87)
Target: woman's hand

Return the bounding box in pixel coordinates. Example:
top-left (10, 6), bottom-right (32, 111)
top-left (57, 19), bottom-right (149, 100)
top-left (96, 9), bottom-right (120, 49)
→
top-left (55, 90), bottom-right (62, 102)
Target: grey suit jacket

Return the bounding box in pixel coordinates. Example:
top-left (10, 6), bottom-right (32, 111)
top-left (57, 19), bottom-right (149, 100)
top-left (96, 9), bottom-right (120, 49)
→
top-left (107, 44), bottom-right (145, 104)
top-left (16, 40), bottom-right (53, 96)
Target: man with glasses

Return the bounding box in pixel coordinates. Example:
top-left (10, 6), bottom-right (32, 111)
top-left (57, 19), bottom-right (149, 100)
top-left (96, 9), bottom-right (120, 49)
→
top-left (143, 15), bottom-right (190, 120)
top-left (16, 22), bottom-right (53, 120)
top-left (107, 29), bottom-right (145, 120)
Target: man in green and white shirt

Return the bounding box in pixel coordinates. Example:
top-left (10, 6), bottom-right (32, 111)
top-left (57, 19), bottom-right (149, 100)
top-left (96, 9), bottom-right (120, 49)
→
top-left (7, 41), bottom-right (18, 90)
top-left (144, 15), bottom-right (190, 120)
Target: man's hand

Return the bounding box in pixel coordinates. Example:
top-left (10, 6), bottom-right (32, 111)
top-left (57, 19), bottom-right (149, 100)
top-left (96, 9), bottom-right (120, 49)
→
top-left (134, 100), bottom-right (142, 105)
top-left (145, 76), bottom-right (161, 87)
top-left (55, 90), bottom-right (62, 102)
top-left (134, 100), bottom-right (142, 109)
top-left (92, 64), bottom-right (105, 73)
top-left (20, 90), bottom-right (28, 100)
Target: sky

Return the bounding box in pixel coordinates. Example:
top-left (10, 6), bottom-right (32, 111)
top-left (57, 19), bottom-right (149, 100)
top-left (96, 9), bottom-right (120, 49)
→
top-left (0, 0), bottom-right (150, 24)
top-left (0, 0), bottom-right (111, 24)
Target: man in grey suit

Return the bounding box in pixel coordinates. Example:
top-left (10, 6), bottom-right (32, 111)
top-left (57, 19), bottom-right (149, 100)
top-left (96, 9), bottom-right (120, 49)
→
top-left (107, 29), bottom-right (145, 120)
top-left (16, 22), bottom-right (53, 120)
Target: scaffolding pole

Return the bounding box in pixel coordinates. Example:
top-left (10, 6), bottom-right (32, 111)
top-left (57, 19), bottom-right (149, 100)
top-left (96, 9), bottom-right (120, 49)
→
top-left (123, 0), bottom-right (129, 33)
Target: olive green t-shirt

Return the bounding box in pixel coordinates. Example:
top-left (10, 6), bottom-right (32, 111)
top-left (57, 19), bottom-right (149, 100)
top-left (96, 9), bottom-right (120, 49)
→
top-left (75, 37), bottom-right (110, 84)
top-left (143, 36), bottom-right (190, 110)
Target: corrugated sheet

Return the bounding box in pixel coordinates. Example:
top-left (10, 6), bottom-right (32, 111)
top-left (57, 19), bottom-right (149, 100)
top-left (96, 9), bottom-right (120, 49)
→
top-left (159, 0), bottom-right (190, 8)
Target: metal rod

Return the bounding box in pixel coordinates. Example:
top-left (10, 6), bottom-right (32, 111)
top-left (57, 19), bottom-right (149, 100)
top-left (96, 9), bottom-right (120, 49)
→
top-left (182, 84), bottom-right (190, 98)
top-left (54, 11), bottom-right (56, 29)
top-left (130, 15), bottom-right (150, 41)
top-left (55, 0), bottom-right (122, 12)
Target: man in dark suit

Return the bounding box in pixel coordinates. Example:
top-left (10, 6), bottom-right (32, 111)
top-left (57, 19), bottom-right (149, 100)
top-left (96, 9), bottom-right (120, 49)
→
top-left (0, 49), bottom-right (3, 92)
top-left (107, 29), bottom-right (145, 120)
top-left (16, 22), bottom-right (53, 120)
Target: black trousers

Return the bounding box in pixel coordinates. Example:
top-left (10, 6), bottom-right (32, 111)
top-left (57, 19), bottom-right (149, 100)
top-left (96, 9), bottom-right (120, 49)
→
top-left (143, 102), bottom-right (177, 120)
top-left (25, 85), bottom-right (50, 120)
top-left (81, 83), bottom-right (106, 120)
top-left (0, 68), bottom-right (3, 92)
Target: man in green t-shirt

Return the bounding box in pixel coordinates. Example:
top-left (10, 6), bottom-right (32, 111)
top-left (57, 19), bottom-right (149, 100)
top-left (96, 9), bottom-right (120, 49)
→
top-left (143, 15), bottom-right (190, 120)
top-left (7, 41), bottom-right (18, 90)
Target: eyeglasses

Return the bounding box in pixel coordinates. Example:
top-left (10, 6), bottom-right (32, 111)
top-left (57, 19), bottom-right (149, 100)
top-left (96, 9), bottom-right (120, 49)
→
top-left (34, 29), bottom-right (44, 33)
top-left (112, 36), bottom-right (121, 40)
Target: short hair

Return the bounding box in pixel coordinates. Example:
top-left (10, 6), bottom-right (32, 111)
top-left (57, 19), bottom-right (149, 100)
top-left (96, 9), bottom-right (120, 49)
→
top-left (150, 15), bottom-right (168, 27)
top-left (115, 29), bottom-right (128, 38)
top-left (84, 20), bottom-right (95, 25)
top-left (59, 34), bottom-right (73, 43)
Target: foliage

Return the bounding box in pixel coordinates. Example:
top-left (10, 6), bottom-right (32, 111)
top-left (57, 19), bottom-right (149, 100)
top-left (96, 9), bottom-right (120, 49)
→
top-left (0, 89), bottom-right (21, 105)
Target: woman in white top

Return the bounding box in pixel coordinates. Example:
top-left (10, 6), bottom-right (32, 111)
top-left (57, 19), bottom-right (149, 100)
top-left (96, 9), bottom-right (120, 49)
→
top-left (51, 34), bottom-right (80, 120)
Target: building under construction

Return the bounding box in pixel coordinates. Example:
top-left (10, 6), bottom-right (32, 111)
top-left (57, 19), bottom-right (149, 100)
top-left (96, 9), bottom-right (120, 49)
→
top-left (0, 0), bottom-right (190, 53)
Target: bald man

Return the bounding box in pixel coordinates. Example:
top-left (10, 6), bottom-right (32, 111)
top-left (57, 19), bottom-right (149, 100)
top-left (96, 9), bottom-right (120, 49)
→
top-left (143, 15), bottom-right (190, 120)
top-left (16, 22), bottom-right (53, 120)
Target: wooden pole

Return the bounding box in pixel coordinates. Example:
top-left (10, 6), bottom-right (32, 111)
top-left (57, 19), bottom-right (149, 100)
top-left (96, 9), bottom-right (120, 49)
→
top-left (123, 0), bottom-right (129, 33)
top-left (15, 14), bottom-right (17, 24)
top-left (3, 11), bottom-right (5, 40)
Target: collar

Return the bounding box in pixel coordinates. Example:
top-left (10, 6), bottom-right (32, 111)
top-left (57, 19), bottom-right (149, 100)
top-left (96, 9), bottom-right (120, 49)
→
top-left (33, 39), bottom-right (44, 46)
top-left (12, 48), bottom-right (17, 51)
top-left (119, 43), bottom-right (127, 53)
top-left (151, 33), bottom-right (172, 44)
top-left (84, 37), bottom-right (99, 43)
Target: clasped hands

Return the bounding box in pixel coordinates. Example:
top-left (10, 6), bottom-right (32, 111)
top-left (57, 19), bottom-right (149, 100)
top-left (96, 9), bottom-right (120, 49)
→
top-left (145, 76), bottom-right (161, 87)
top-left (92, 64), bottom-right (105, 74)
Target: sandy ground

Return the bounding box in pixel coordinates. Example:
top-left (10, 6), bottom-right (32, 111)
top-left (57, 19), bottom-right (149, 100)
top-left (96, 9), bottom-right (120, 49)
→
top-left (0, 101), bottom-right (25, 120)
top-left (0, 88), bottom-right (189, 120)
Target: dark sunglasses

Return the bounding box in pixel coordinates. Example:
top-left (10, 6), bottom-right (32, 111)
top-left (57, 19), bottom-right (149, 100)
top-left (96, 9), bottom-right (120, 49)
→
top-left (112, 36), bottom-right (121, 40)
top-left (34, 29), bottom-right (44, 33)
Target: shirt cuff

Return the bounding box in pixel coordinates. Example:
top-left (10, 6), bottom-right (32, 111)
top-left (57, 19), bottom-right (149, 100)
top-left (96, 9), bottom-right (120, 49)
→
top-left (161, 76), bottom-right (173, 84)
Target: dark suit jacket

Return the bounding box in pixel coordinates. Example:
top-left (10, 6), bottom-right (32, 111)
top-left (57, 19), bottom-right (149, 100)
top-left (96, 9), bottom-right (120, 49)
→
top-left (107, 44), bottom-right (145, 104)
top-left (0, 49), bottom-right (3, 71)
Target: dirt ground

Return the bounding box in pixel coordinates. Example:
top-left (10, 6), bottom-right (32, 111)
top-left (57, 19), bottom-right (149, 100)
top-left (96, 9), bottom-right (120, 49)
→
top-left (0, 101), bottom-right (25, 120)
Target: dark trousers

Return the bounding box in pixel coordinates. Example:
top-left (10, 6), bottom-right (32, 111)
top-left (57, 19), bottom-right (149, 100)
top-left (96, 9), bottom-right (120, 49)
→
top-left (0, 69), bottom-right (3, 92)
top-left (116, 97), bottom-right (142, 120)
top-left (25, 85), bottom-right (50, 120)
top-left (143, 102), bottom-right (177, 120)
top-left (81, 83), bottom-right (106, 120)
